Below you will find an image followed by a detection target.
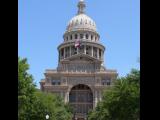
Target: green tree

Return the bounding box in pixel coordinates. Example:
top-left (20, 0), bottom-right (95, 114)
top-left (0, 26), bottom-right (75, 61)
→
top-left (18, 57), bottom-right (72, 120)
top-left (88, 69), bottom-right (140, 120)
top-left (18, 57), bottom-right (36, 119)
top-left (30, 91), bottom-right (72, 120)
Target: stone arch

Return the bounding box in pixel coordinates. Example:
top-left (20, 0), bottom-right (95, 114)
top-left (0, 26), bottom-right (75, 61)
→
top-left (68, 84), bottom-right (94, 94)
top-left (69, 84), bottom-right (93, 117)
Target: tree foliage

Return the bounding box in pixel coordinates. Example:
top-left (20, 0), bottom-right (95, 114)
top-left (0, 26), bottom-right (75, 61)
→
top-left (30, 91), bottom-right (72, 120)
top-left (88, 69), bottom-right (140, 120)
top-left (18, 57), bottom-right (36, 119)
top-left (18, 57), bottom-right (72, 120)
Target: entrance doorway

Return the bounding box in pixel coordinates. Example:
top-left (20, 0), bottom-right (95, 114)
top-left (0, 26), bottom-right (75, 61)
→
top-left (69, 84), bottom-right (93, 119)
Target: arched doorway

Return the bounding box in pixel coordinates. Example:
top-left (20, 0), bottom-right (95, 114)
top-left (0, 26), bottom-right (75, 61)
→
top-left (69, 84), bottom-right (93, 119)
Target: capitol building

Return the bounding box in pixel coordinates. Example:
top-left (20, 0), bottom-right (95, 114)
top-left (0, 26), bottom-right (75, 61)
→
top-left (40, 0), bottom-right (118, 119)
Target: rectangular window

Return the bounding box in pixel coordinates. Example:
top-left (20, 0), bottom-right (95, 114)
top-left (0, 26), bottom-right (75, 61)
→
top-left (52, 80), bottom-right (56, 85)
top-left (74, 48), bottom-right (77, 54)
top-left (107, 82), bottom-right (110, 85)
top-left (102, 79), bottom-right (111, 85)
top-left (106, 79), bottom-right (111, 85)
top-left (52, 80), bottom-right (61, 85)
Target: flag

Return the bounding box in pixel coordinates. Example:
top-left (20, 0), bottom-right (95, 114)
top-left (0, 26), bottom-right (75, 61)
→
top-left (75, 40), bottom-right (81, 48)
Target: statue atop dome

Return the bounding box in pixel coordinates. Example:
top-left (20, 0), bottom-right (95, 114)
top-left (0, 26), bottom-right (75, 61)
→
top-left (78, 0), bottom-right (86, 14)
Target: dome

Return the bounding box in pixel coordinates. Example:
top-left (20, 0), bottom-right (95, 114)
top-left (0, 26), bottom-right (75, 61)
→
top-left (66, 0), bottom-right (97, 32)
top-left (66, 14), bottom-right (97, 32)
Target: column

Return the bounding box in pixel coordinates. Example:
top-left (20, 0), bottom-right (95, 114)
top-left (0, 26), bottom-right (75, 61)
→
top-left (101, 50), bottom-right (104, 66)
top-left (67, 92), bottom-right (69, 102)
top-left (94, 90), bottom-right (98, 107)
top-left (83, 33), bottom-right (86, 39)
top-left (65, 92), bottom-right (67, 103)
top-left (65, 92), bottom-right (69, 103)
top-left (78, 33), bottom-right (80, 39)
top-left (89, 34), bottom-right (91, 40)
top-left (91, 46), bottom-right (93, 57)
top-left (64, 47), bottom-right (66, 59)
top-left (99, 91), bottom-right (102, 101)
top-left (70, 46), bottom-right (71, 57)
top-left (84, 45), bottom-right (86, 54)
top-left (97, 48), bottom-right (99, 59)
top-left (97, 91), bottom-right (99, 102)
top-left (101, 50), bottom-right (103, 60)
top-left (59, 50), bottom-right (61, 61)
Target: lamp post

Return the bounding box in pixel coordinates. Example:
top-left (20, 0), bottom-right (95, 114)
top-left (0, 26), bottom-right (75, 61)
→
top-left (46, 114), bottom-right (49, 120)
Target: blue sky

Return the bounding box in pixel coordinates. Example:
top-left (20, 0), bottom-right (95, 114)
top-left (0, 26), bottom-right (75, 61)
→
top-left (18, 0), bottom-right (140, 88)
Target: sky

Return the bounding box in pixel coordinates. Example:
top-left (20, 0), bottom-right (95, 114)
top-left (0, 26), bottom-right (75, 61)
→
top-left (18, 0), bottom-right (140, 88)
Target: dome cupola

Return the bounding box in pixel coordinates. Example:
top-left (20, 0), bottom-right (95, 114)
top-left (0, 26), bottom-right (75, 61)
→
top-left (66, 0), bottom-right (97, 32)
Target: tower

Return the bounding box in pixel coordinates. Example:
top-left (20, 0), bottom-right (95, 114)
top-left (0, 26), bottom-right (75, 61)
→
top-left (40, 0), bottom-right (118, 119)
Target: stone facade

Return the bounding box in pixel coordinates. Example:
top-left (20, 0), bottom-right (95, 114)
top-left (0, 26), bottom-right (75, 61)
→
top-left (40, 0), bottom-right (118, 119)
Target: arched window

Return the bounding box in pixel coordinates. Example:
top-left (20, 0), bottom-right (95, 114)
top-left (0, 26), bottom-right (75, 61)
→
top-left (61, 49), bottom-right (64, 58)
top-left (89, 21), bottom-right (91, 25)
top-left (66, 36), bottom-right (68, 41)
top-left (70, 35), bottom-right (72, 40)
top-left (86, 46), bottom-right (90, 55)
top-left (75, 34), bottom-right (78, 39)
top-left (80, 19), bottom-right (82, 24)
top-left (66, 47), bottom-right (70, 58)
top-left (85, 19), bottom-right (87, 24)
top-left (86, 34), bottom-right (88, 39)
top-left (95, 36), bottom-right (97, 41)
top-left (76, 19), bottom-right (79, 25)
top-left (91, 35), bottom-right (93, 40)
top-left (99, 49), bottom-right (101, 58)
top-left (80, 34), bottom-right (83, 39)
